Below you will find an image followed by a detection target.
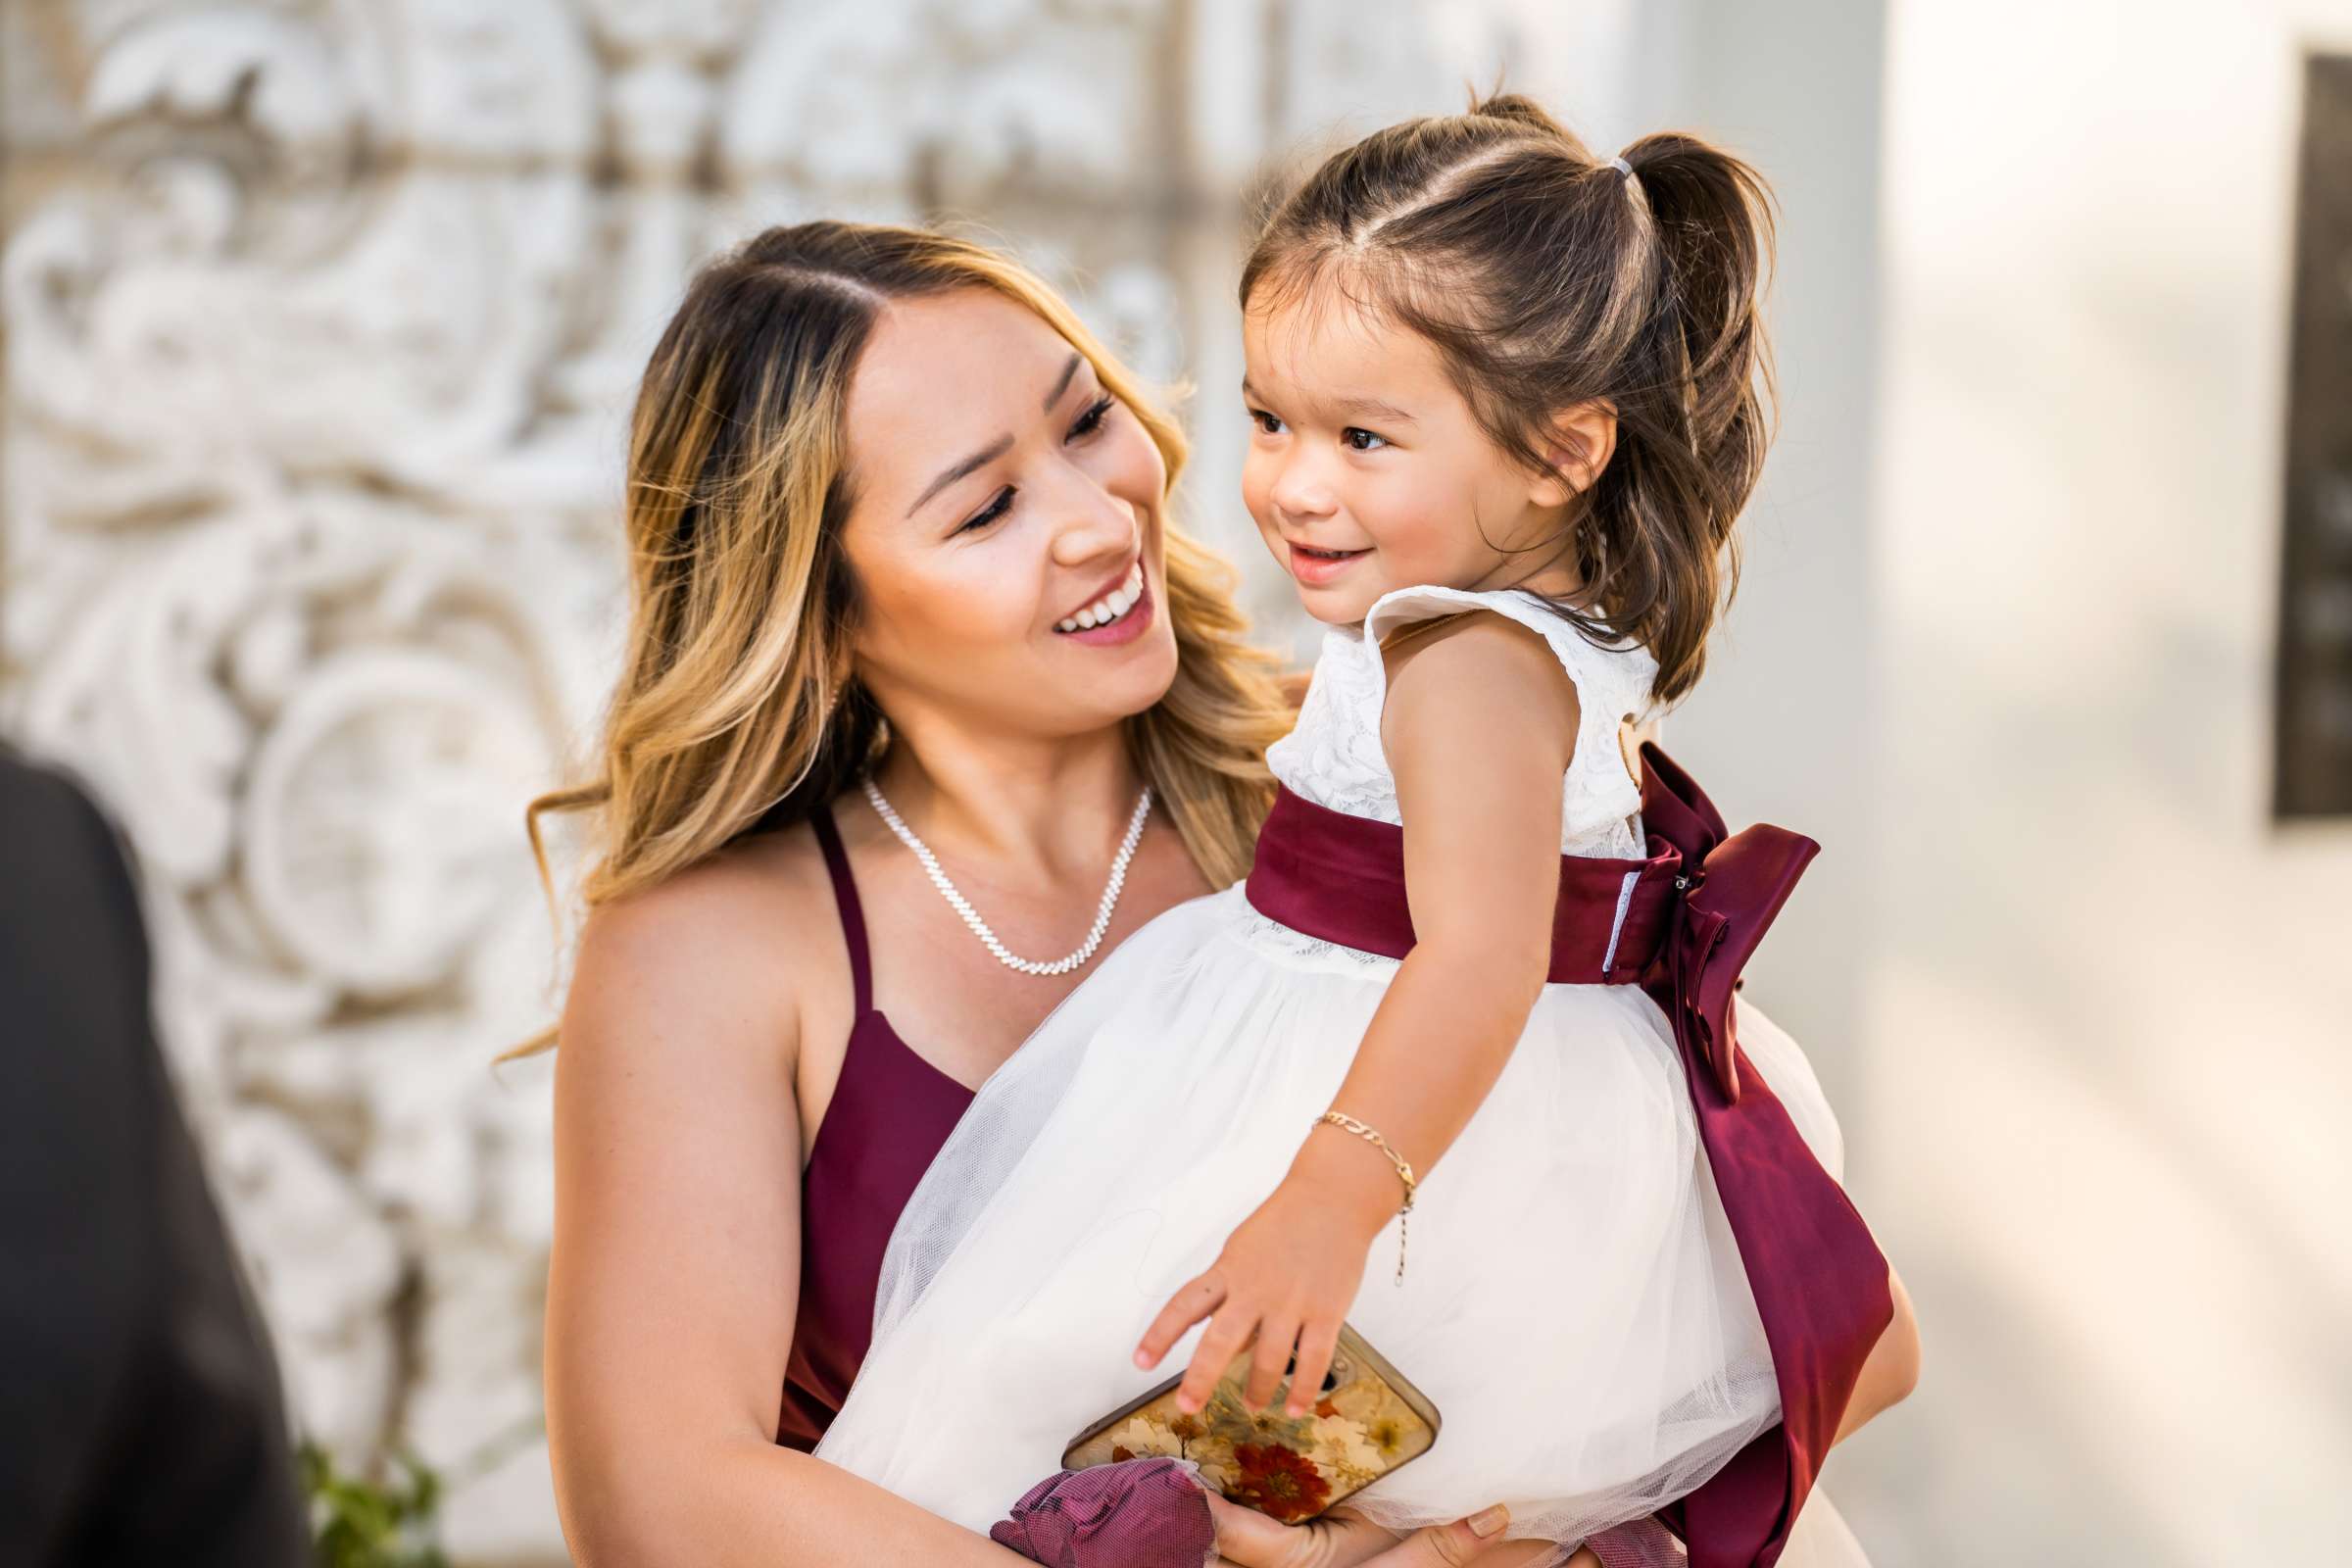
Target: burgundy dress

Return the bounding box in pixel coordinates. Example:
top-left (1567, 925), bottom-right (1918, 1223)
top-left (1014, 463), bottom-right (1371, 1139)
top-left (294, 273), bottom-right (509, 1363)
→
top-left (774, 805), bottom-right (975, 1451)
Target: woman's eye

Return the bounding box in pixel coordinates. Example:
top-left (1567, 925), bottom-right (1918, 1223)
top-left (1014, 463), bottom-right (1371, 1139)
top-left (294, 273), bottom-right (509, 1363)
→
top-left (1250, 409), bottom-right (1285, 436)
top-left (1343, 426), bottom-right (1389, 453)
top-left (1068, 395), bottom-right (1115, 440)
top-left (957, 486), bottom-right (1015, 534)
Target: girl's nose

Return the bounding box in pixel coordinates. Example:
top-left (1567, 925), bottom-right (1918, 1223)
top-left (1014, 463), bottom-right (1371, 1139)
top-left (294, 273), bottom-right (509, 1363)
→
top-left (1269, 455), bottom-right (1337, 523)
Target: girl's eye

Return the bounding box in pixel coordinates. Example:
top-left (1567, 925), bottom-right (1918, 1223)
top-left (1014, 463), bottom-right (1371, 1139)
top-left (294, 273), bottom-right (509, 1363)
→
top-left (957, 485), bottom-right (1015, 535)
top-left (1343, 427), bottom-right (1389, 453)
top-left (1069, 395), bottom-right (1116, 440)
top-left (1250, 409), bottom-right (1285, 436)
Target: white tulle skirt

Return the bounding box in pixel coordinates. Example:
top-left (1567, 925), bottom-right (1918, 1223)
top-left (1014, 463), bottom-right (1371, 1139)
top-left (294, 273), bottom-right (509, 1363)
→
top-left (814, 885), bottom-right (1855, 1554)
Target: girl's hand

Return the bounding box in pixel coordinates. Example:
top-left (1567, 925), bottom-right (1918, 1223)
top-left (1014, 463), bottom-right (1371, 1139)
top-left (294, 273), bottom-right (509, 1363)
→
top-left (1134, 1163), bottom-right (1391, 1417)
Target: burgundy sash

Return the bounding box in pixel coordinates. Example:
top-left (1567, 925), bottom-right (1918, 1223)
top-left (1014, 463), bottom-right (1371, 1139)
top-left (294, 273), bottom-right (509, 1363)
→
top-left (1244, 743), bottom-right (1892, 1568)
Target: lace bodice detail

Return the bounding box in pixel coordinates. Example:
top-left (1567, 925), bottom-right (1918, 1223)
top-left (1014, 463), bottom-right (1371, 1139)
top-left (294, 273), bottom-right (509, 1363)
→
top-left (1264, 584), bottom-right (1660, 860)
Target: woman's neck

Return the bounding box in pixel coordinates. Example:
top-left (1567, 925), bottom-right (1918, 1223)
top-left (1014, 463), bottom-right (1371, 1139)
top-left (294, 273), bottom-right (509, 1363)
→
top-left (867, 716), bottom-right (1143, 885)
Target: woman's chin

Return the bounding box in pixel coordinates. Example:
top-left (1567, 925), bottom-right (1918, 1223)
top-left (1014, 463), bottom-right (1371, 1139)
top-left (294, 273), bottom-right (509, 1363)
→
top-left (1054, 622), bottom-right (1179, 724)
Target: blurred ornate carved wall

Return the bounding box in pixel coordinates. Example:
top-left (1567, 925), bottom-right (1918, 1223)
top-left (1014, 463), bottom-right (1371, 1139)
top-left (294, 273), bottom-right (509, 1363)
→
top-left (0, 1), bottom-right (1641, 1556)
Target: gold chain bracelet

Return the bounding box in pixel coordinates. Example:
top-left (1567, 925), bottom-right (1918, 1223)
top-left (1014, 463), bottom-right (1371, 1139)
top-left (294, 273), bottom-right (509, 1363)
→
top-left (1314, 1110), bottom-right (1417, 1284)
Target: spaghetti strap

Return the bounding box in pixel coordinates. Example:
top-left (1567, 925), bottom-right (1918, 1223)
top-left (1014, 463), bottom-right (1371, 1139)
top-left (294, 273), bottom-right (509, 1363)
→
top-left (810, 804), bottom-right (874, 1017)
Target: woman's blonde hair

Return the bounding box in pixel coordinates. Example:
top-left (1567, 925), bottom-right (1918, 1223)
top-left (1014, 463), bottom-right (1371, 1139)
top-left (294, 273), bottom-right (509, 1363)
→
top-left (514, 222), bottom-right (1288, 1054)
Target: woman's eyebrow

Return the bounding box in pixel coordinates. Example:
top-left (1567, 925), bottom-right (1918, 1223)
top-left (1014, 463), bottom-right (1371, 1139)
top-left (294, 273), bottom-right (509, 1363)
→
top-left (906, 354), bottom-right (1086, 519)
top-left (908, 434), bottom-right (1011, 517)
top-left (1042, 351), bottom-right (1081, 411)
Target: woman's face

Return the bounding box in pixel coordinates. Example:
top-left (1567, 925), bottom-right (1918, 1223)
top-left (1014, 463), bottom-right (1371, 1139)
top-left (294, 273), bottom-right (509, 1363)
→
top-left (840, 288), bottom-right (1177, 746)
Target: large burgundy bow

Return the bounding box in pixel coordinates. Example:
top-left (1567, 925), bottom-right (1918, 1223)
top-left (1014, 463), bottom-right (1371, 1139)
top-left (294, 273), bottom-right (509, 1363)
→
top-left (1635, 743), bottom-right (1821, 1106)
top-left (1631, 746), bottom-right (1892, 1568)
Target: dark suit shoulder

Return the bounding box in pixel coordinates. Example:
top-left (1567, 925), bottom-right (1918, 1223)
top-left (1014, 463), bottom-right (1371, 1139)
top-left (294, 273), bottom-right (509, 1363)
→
top-left (0, 749), bottom-right (151, 975)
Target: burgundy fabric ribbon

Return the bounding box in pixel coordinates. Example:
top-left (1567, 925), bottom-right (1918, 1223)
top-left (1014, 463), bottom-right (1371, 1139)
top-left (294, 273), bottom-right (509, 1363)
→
top-left (1243, 743), bottom-right (1893, 1568)
top-left (992, 1457), bottom-right (1216, 1568)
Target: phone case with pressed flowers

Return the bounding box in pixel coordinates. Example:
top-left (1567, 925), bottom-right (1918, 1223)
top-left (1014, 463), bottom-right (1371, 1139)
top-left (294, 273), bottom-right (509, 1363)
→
top-left (1060, 1323), bottom-right (1441, 1523)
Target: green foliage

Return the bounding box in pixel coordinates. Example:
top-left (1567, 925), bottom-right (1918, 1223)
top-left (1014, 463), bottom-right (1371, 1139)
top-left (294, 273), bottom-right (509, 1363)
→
top-left (299, 1442), bottom-right (450, 1568)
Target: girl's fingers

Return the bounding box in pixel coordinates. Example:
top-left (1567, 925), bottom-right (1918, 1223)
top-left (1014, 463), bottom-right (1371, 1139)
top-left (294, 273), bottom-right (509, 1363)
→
top-left (1285, 1317), bottom-right (1343, 1417)
top-left (1136, 1271), bottom-right (1226, 1369)
top-left (1178, 1306), bottom-right (1259, 1413)
top-left (1243, 1315), bottom-right (1300, 1410)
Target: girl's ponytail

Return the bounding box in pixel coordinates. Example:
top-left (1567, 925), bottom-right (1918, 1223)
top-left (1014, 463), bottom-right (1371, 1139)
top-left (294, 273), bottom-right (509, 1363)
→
top-left (1617, 132), bottom-right (1777, 584)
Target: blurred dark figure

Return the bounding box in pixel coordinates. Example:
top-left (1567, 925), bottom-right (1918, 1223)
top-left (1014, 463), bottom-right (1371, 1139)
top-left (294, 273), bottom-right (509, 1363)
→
top-left (0, 747), bottom-right (310, 1566)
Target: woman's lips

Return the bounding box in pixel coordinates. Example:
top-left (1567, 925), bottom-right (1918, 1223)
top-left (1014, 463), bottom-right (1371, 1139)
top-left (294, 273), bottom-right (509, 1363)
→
top-left (1054, 569), bottom-right (1154, 647)
top-left (1287, 543), bottom-right (1370, 587)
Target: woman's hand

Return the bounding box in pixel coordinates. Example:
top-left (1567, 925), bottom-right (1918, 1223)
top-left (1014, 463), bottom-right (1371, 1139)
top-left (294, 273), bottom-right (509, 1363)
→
top-left (990, 1463), bottom-right (1588, 1568)
top-left (1208, 1495), bottom-right (1488, 1568)
top-left (1209, 1495), bottom-right (1598, 1568)
top-left (1133, 1154), bottom-right (1394, 1417)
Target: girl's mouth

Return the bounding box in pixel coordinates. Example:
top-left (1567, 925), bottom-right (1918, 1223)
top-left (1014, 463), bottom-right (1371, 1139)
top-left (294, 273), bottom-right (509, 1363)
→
top-left (1287, 542), bottom-right (1370, 586)
top-left (1054, 563), bottom-right (1153, 645)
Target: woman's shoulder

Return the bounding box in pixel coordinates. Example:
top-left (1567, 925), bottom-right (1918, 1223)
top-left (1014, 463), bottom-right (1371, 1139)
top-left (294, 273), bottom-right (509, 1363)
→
top-left (562, 821), bottom-right (846, 1073)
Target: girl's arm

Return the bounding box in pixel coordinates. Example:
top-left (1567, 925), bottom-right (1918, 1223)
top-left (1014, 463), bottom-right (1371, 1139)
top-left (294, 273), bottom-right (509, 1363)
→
top-left (1137, 612), bottom-right (1581, 1411)
top-left (544, 856), bottom-right (1037, 1568)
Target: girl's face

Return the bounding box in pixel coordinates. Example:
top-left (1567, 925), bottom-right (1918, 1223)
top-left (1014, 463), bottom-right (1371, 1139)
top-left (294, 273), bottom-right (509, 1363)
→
top-left (1240, 284), bottom-right (1576, 626)
top-left (841, 288), bottom-right (1177, 745)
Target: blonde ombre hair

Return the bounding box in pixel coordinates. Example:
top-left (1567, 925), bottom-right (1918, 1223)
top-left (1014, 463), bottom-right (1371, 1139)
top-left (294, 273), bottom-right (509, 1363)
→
top-left (515, 223), bottom-right (1288, 1053)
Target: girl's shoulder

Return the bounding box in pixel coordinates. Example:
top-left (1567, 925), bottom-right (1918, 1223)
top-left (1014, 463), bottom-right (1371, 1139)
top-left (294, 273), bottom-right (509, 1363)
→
top-left (1376, 609), bottom-right (1587, 771)
top-left (1360, 584), bottom-right (1658, 715)
top-left (1271, 586), bottom-right (1652, 848)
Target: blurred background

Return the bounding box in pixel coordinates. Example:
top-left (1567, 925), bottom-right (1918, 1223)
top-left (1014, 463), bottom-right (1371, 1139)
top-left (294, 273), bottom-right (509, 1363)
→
top-left (3, 0), bottom-right (2347, 1562)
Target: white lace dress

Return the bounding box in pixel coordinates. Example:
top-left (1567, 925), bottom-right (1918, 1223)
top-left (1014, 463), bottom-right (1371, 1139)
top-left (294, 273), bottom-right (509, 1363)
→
top-left (813, 586), bottom-right (1853, 1555)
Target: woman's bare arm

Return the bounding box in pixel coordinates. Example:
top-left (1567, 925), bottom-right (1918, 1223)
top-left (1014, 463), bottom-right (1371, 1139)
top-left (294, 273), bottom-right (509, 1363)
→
top-left (543, 854), bottom-right (1034, 1567)
top-left (1838, 1263), bottom-right (1921, 1442)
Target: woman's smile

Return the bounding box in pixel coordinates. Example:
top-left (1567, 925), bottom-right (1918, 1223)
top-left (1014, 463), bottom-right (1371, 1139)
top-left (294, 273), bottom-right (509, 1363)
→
top-left (1054, 561), bottom-right (1154, 644)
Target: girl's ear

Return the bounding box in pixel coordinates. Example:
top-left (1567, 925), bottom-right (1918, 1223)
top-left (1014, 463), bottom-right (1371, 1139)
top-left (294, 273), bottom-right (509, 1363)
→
top-left (1529, 402), bottom-right (1618, 508)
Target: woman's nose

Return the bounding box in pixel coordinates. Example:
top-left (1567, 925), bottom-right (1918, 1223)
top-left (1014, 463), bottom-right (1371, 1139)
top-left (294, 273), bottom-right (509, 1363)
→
top-left (1048, 476), bottom-right (1141, 569)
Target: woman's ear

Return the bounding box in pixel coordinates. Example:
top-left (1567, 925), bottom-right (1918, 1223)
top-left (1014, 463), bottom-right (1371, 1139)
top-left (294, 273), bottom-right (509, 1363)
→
top-left (1529, 402), bottom-right (1618, 508)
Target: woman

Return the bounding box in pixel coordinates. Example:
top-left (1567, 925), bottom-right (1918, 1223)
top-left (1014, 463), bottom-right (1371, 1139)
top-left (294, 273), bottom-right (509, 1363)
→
top-left (533, 221), bottom-right (1918, 1567)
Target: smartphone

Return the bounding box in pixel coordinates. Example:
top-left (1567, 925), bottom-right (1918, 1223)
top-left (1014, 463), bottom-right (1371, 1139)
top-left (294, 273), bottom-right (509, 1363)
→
top-left (1060, 1323), bottom-right (1441, 1523)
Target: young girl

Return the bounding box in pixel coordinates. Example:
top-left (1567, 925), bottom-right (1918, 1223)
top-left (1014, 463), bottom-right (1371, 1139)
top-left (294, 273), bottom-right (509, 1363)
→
top-left (815, 98), bottom-right (1891, 1564)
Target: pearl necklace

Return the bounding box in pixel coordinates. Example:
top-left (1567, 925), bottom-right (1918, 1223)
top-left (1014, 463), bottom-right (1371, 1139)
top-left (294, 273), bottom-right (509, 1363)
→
top-left (860, 777), bottom-right (1153, 977)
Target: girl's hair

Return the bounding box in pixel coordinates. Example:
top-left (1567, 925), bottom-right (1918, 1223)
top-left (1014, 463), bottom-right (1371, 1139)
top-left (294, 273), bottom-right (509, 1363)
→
top-left (1241, 93), bottom-right (1777, 704)
top-left (513, 221), bottom-right (1288, 1055)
